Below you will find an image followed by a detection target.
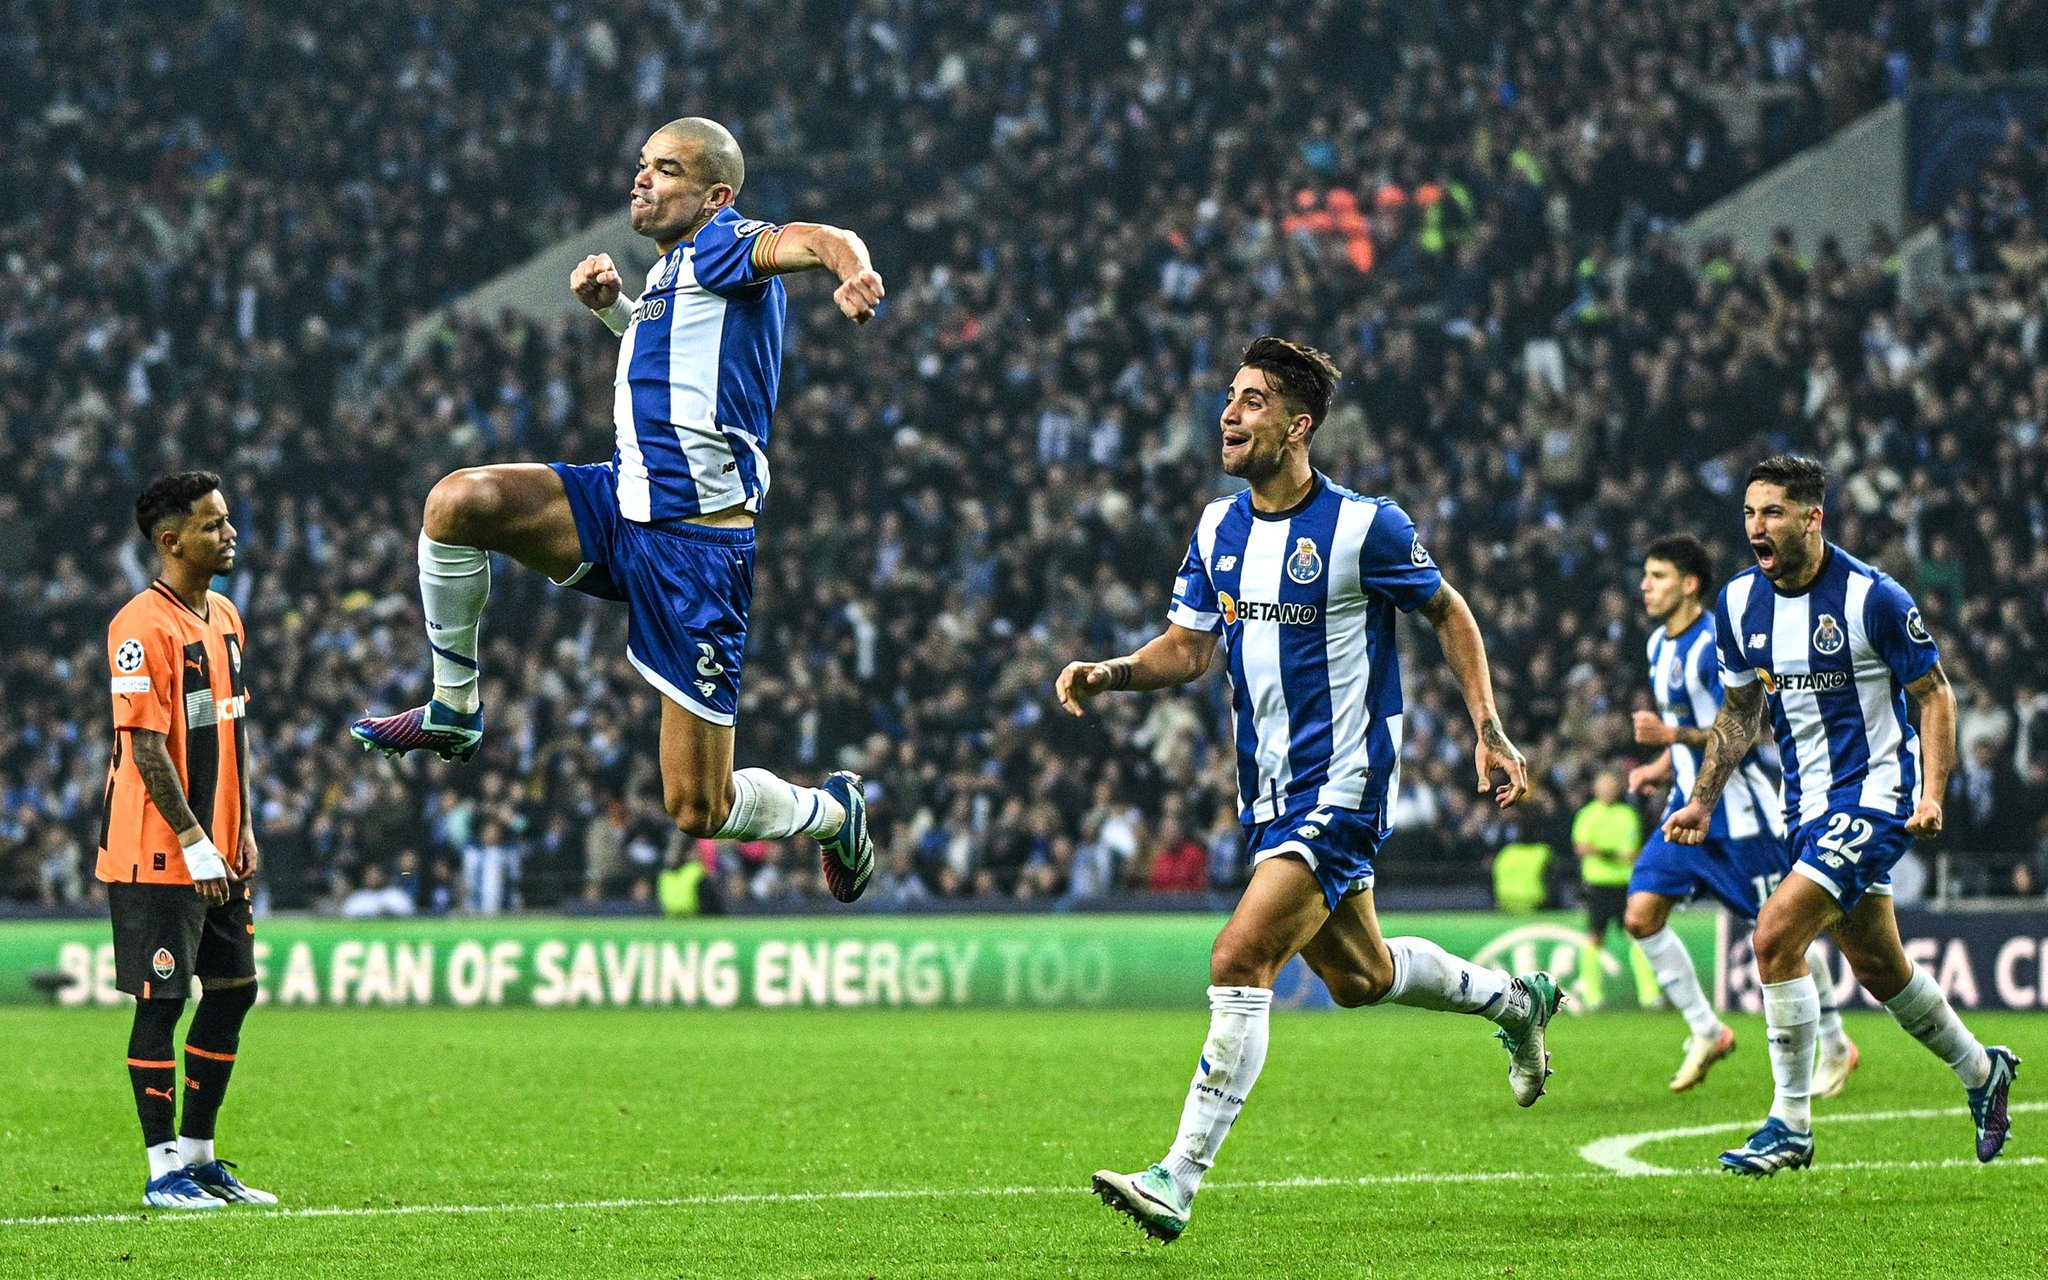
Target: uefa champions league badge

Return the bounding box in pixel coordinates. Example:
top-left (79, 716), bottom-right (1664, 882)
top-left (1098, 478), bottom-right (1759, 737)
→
top-left (1287, 538), bottom-right (1323, 585)
top-left (1812, 613), bottom-right (1844, 655)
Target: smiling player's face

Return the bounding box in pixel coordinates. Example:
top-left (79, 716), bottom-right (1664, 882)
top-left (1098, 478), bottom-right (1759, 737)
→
top-left (1219, 368), bottom-right (1306, 481)
top-left (629, 133), bottom-right (725, 247)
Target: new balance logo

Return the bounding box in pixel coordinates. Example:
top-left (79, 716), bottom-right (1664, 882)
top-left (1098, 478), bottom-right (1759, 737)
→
top-left (694, 681), bottom-right (717, 698)
top-left (1748, 634), bottom-right (1767, 649)
top-left (1214, 556), bottom-right (1237, 571)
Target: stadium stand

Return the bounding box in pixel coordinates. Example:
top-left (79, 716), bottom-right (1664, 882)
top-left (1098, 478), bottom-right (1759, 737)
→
top-left (3, 1), bottom-right (2044, 912)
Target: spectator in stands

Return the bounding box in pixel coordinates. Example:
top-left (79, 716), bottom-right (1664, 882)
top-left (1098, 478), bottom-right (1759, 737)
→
top-left (1144, 816), bottom-right (1209, 894)
top-left (341, 864), bottom-right (418, 919)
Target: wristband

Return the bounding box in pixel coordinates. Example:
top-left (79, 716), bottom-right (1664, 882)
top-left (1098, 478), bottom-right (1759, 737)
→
top-left (596, 297), bottom-right (634, 337)
top-left (181, 834), bottom-right (230, 881)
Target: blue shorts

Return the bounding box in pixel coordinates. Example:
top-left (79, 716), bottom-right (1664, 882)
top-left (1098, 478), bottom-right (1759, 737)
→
top-left (1788, 807), bottom-right (1904, 913)
top-left (1629, 831), bottom-right (1790, 922)
top-left (1245, 798), bottom-right (1383, 912)
top-left (550, 461), bottom-right (753, 725)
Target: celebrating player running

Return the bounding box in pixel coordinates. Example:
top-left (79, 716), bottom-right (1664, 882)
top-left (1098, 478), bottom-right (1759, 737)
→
top-left (1059, 338), bottom-right (1551, 1245)
top-left (352, 117), bottom-right (883, 902)
top-left (1624, 533), bottom-right (1857, 1095)
top-left (1665, 456), bottom-right (2019, 1174)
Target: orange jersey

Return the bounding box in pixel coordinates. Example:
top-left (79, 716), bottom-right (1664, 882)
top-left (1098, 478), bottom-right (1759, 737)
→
top-left (97, 582), bottom-right (251, 884)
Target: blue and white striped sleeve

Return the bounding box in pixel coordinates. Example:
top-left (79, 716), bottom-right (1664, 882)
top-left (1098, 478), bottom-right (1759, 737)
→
top-left (1167, 530), bottom-right (1220, 632)
top-left (1714, 586), bottom-right (1756, 688)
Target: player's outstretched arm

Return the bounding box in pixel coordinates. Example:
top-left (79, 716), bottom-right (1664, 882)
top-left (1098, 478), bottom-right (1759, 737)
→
top-left (1903, 662), bottom-right (1955, 838)
top-left (1056, 625), bottom-right (1218, 718)
top-left (1419, 583), bottom-right (1529, 808)
top-left (1661, 681), bottom-right (1764, 845)
top-left (129, 729), bottom-right (231, 903)
top-left (755, 224), bottom-right (885, 323)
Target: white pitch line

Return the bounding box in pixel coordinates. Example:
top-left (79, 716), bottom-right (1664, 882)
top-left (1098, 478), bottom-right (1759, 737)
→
top-left (1577, 1101), bottom-right (2048, 1176)
top-left (4, 1155), bottom-right (2042, 1230)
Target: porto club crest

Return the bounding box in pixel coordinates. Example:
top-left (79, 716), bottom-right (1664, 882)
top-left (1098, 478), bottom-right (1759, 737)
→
top-left (1812, 613), bottom-right (1844, 655)
top-left (1286, 537), bottom-right (1323, 585)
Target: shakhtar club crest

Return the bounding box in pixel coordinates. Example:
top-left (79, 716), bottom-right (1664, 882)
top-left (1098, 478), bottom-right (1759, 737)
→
top-left (151, 948), bottom-right (177, 979)
top-left (1812, 613), bottom-right (1844, 655)
top-left (1286, 537), bottom-right (1323, 585)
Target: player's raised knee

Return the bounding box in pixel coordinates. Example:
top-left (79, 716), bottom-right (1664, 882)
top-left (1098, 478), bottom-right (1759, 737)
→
top-left (423, 468), bottom-right (507, 545)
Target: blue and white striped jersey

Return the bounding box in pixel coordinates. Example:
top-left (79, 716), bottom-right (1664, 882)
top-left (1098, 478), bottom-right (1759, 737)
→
top-left (1168, 476), bottom-right (1442, 827)
top-left (612, 207), bottom-right (787, 521)
top-left (1714, 544), bottom-right (1939, 829)
top-left (1647, 612), bottom-right (1783, 841)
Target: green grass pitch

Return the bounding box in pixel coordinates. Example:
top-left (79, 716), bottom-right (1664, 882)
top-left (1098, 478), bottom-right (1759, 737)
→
top-left (1, 1004), bottom-right (2042, 1278)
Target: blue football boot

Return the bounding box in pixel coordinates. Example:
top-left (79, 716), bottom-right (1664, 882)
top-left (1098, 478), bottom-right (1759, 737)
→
top-left (1719, 1116), bottom-right (1814, 1176)
top-left (1969, 1047), bottom-right (2021, 1163)
top-left (186, 1159), bottom-right (278, 1204)
top-left (817, 770), bottom-right (874, 903)
top-left (350, 699), bottom-right (484, 763)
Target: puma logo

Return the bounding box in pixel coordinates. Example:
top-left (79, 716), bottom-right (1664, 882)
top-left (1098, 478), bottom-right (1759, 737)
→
top-left (144, 1086), bottom-right (174, 1103)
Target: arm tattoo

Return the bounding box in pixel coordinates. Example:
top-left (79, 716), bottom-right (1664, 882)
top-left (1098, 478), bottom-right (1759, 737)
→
top-left (130, 730), bottom-right (202, 838)
top-left (1480, 717), bottom-right (1518, 758)
top-left (1904, 661), bottom-right (1950, 703)
top-left (1106, 658), bottom-right (1135, 691)
top-left (1691, 682), bottom-right (1764, 809)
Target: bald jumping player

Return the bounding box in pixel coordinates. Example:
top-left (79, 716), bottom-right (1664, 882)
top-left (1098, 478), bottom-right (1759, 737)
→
top-left (352, 118), bottom-right (884, 902)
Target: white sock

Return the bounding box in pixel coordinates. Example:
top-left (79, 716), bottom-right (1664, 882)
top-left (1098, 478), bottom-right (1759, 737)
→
top-left (1636, 926), bottom-right (1723, 1040)
top-left (1883, 966), bottom-right (1991, 1088)
top-left (712, 767), bottom-right (845, 840)
top-left (178, 1135), bottom-right (215, 1167)
top-left (1805, 941), bottom-right (1850, 1055)
top-left (1762, 975), bottom-right (1819, 1131)
top-left (419, 534), bottom-right (489, 712)
top-left (1381, 937), bottom-right (1521, 1024)
top-left (147, 1141), bottom-right (184, 1179)
top-left (1163, 986), bottom-right (1271, 1203)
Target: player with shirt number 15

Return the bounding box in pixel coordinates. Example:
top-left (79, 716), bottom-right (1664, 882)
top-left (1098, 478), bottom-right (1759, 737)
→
top-left (1058, 337), bottom-right (1552, 1246)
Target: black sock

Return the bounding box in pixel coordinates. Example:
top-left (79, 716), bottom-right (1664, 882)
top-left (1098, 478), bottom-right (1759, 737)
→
top-left (180, 982), bottom-right (257, 1143)
top-left (128, 998), bottom-right (186, 1150)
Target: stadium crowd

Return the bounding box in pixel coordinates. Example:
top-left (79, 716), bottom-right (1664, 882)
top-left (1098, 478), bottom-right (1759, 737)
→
top-left (4, 0), bottom-right (2047, 913)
